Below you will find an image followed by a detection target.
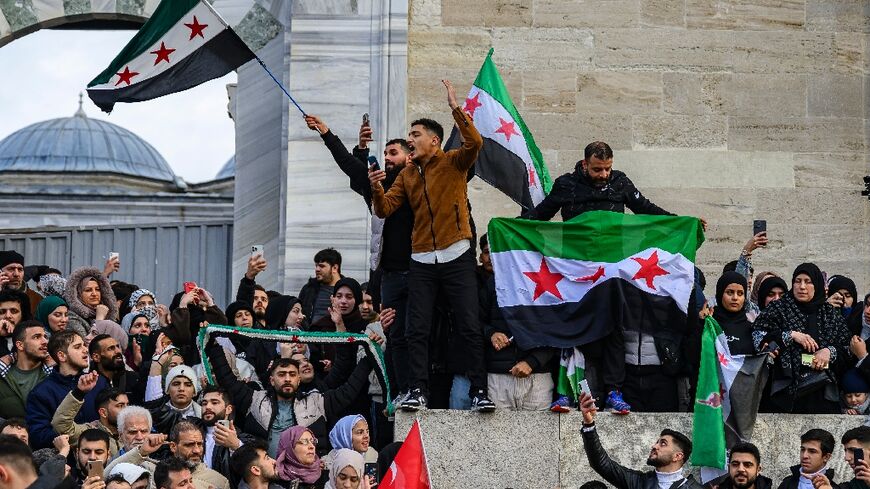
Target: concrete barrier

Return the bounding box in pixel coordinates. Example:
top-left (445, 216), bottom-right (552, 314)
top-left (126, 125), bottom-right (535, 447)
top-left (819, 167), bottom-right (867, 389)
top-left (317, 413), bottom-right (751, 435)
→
top-left (395, 411), bottom-right (867, 489)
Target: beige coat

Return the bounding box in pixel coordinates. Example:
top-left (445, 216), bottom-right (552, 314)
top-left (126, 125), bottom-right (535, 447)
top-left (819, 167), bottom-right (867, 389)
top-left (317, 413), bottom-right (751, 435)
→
top-left (51, 391), bottom-right (120, 458)
top-left (105, 446), bottom-right (230, 489)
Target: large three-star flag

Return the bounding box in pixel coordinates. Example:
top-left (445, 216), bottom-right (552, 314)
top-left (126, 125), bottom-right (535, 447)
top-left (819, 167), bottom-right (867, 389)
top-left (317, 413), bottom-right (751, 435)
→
top-left (445, 49), bottom-right (552, 210)
top-left (87, 0), bottom-right (255, 113)
top-left (489, 211), bottom-right (704, 351)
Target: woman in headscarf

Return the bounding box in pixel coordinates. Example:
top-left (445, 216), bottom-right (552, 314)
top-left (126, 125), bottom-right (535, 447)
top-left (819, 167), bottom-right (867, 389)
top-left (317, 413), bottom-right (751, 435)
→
top-left (325, 415), bottom-right (378, 472)
top-left (749, 271), bottom-right (778, 312)
top-left (120, 311), bottom-right (150, 369)
top-left (310, 278), bottom-right (366, 335)
top-left (325, 449), bottom-right (367, 489)
top-left (756, 275), bottom-right (788, 312)
top-left (63, 267), bottom-right (118, 335)
top-left (242, 295), bottom-right (305, 385)
top-left (127, 288), bottom-right (161, 330)
top-left (276, 426), bottom-right (324, 488)
top-left (34, 295), bottom-right (78, 337)
top-left (826, 275), bottom-right (863, 335)
top-left (713, 272), bottom-right (756, 355)
top-left (752, 263), bottom-right (851, 413)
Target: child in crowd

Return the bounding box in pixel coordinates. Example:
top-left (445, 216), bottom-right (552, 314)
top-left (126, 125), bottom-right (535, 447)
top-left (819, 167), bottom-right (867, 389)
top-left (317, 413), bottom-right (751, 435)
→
top-left (841, 368), bottom-right (870, 416)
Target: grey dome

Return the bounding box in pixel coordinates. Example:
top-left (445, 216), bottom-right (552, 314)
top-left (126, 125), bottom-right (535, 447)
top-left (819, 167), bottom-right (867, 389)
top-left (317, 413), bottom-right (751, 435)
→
top-left (215, 155), bottom-right (234, 179)
top-left (0, 105), bottom-right (176, 183)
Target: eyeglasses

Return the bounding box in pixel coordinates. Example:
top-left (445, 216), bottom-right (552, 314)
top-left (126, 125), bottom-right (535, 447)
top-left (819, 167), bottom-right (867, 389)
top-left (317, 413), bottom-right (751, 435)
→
top-left (296, 437), bottom-right (318, 447)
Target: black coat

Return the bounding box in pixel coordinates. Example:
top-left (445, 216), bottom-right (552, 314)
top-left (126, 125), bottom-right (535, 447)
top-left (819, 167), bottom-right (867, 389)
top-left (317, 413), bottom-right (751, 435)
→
top-left (705, 472), bottom-right (774, 489)
top-left (522, 167), bottom-right (672, 222)
top-left (777, 466), bottom-right (837, 489)
top-left (582, 424), bottom-right (704, 489)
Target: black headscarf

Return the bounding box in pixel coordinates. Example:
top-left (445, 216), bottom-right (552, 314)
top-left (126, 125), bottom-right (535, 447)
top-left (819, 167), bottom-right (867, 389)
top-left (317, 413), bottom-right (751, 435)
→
top-left (827, 275), bottom-right (858, 305)
top-left (791, 263), bottom-right (827, 315)
top-left (225, 301), bottom-right (256, 327)
top-left (713, 272), bottom-right (755, 354)
top-left (333, 277), bottom-right (362, 313)
top-left (264, 295), bottom-right (302, 331)
top-left (757, 276), bottom-right (788, 311)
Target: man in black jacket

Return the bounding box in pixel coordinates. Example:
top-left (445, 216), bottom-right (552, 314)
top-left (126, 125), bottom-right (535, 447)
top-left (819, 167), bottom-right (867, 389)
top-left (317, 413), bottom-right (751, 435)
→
top-left (304, 114), bottom-right (414, 400)
top-left (777, 429), bottom-right (837, 489)
top-left (200, 385), bottom-right (255, 487)
top-left (840, 426), bottom-right (870, 489)
top-left (578, 392), bottom-right (703, 489)
top-left (297, 249), bottom-right (343, 326)
top-left (704, 442), bottom-right (773, 489)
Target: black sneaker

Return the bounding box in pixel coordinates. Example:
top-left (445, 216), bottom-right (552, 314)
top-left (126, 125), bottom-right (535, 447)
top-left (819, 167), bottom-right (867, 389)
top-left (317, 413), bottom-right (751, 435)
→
top-left (400, 389), bottom-right (427, 411)
top-left (470, 392), bottom-right (496, 412)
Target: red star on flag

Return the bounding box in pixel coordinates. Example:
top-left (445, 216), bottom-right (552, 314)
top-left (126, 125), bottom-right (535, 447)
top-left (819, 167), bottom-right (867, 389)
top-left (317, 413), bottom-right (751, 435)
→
top-left (718, 351), bottom-right (729, 367)
top-left (495, 117), bottom-right (519, 142)
top-left (185, 16), bottom-right (208, 40)
top-left (529, 166), bottom-right (537, 187)
top-left (463, 93), bottom-right (483, 117)
top-left (114, 66), bottom-right (139, 86)
top-left (523, 258), bottom-right (565, 300)
top-left (576, 266), bottom-right (605, 284)
top-left (631, 250), bottom-right (669, 290)
top-left (150, 42), bottom-right (176, 65)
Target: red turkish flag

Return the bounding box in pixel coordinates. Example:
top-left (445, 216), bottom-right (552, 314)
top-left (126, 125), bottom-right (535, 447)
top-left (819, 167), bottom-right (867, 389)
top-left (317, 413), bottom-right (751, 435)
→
top-left (380, 420), bottom-right (431, 489)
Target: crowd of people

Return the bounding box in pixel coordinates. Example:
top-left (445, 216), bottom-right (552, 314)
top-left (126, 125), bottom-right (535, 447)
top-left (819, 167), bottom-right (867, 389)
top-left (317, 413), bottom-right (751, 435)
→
top-left (0, 79), bottom-right (868, 489)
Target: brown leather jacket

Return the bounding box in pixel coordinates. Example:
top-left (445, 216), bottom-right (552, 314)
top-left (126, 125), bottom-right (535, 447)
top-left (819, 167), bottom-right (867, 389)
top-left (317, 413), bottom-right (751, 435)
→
top-left (371, 107), bottom-right (482, 253)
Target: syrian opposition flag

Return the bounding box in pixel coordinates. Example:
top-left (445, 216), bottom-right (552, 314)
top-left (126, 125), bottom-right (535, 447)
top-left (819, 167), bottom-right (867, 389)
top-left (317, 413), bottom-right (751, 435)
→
top-left (87, 0), bottom-right (255, 113)
top-left (489, 211), bottom-right (704, 351)
top-left (381, 420), bottom-right (431, 489)
top-left (445, 49), bottom-right (552, 210)
top-left (691, 317), bottom-right (769, 471)
top-left (555, 347), bottom-right (586, 400)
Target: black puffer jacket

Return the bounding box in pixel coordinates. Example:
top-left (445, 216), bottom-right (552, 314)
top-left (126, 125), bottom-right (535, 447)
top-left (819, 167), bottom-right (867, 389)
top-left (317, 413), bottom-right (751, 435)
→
top-left (581, 424), bottom-right (704, 489)
top-left (777, 466), bottom-right (837, 489)
top-left (522, 167), bottom-right (672, 221)
top-left (705, 472), bottom-right (774, 489)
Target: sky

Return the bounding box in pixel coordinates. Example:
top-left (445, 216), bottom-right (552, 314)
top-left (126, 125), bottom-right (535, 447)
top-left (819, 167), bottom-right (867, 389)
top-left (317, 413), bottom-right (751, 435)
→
top-left (0, 29), bottom-right (236, 183)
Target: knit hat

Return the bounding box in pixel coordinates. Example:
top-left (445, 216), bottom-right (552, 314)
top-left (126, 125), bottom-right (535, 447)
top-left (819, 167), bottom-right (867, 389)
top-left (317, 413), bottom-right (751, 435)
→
top-left (38, 274), bottom-right (67, 298)
top-left (128, 289), bottom-right (155, 309)
top-left (110, 463), bottom-right (150, 484)
top-left (841, 368), bottom-right (870, 394)
top-left (0, 250), bottom-right (23, 269)
top-left (35, 295), bottom-right (67, 327)
top-left (164, 364), bottom-right (200, 395)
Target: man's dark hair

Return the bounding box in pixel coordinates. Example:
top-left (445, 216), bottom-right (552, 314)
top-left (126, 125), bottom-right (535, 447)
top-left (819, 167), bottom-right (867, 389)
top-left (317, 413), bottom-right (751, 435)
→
top-left (0, 435), bottom-right (36, 477)
top-left (48, 330), bottom-right (82, 364)
top-left (12, 319), bottom-right (43, 345)
top-left (253, 284), bottom-right (266, 294)
top-left (660, 429), bottom-right (692, 461)
top-left (79, 428), bottom-right (111, 450)
top-left (579, 482), bottom-right (607, 489)
top-left (385, 138), bottom-right (411, 153)
top-left (201, 384), bottom-right (232, 408)
top-left (0, 289), bottom-right (31, 320)
top-left (802, 429), bottom-right (835, 455)
top-left (723, 260), bottom-right (753, 276)
top-left (584, 141), bottom-right (613, 162)
top-left (169, 420), bottom-right (204, 444)
top-left (154, 456), bottom-right (190, 489)
top-left (842, 426), bottom-right (870, 446)
top-left (230, 439), bottom-right (269, 482)
top-left (111, 282), bottom-right (138, 304)
top-left (411, 118), bottom-right (444, 143)
top-left (729, 441), bottom-right (761, 464)
top-left (267, 357), bottom-right (301, 377)
top-left (479, 233), bottom-right (488, 249)
top-left (95, 387), bottom-right (124, 410)
top-left (313, 248), bottom-right (342, 271)
top-left (0, 417), bottom-right (27, 432)
top-left (105, 473), bottom-right (130, 486)
top-left (88, 333), bottom-right (114, 357)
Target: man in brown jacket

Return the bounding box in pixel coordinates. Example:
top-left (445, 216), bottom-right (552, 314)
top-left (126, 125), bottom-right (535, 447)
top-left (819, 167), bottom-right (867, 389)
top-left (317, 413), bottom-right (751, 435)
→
top-left (370, 79), bottom-right (495, 412)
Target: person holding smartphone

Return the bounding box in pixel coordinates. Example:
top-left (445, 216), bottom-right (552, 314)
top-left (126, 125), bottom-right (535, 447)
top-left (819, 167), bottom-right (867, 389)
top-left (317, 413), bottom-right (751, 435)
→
top-left (841, 426), bottom-right (870, 489)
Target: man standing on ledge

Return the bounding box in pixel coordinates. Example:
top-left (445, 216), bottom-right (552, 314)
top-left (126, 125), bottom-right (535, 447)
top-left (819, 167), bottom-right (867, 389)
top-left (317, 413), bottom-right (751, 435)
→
top-left (579, 392), bottom-right (704, 489)
top-left (369, 79), bottom-right (495, 413)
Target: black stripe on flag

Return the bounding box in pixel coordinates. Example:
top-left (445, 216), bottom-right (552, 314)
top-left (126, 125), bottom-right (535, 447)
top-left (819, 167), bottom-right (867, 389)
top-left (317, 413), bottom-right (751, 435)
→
top-left (88, 28), bottom-right (255, 113)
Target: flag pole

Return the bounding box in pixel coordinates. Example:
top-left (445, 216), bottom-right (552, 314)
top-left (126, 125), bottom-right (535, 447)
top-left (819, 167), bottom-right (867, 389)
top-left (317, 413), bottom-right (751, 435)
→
top-left (200, 0), bottom-right (306, 116)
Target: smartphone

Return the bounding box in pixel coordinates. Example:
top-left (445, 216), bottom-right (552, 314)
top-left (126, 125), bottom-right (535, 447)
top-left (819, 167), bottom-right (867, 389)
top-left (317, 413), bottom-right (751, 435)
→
top-left (752, 220), bottom-right (767, 237)
top-left (87, 459), bottom-right (104, 478)
top-left (801, 353), bottom-right (814, 366)
top-left (217, 419), bottom-right (230, 429)
top-left (183, 281), bottom-right (197, 294)
top-left (109, 251), bottom-right (119, 260)
top-left (855, 448), bottom-right (865, 463)
top-left (362, 113), bottom-right (370, 126)
top-left (579, 379), bottom-right (592, 397)
top-left (251, 245), bottom-right (264, 258)
top-left (364, 462), bottom-right (378, 486)
top-left (368, 155), bottom-right (380, 172)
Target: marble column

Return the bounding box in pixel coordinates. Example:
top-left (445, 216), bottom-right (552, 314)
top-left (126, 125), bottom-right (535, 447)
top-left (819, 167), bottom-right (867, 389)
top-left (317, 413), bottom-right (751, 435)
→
top-left (232, 0), bottom-right (407, 294)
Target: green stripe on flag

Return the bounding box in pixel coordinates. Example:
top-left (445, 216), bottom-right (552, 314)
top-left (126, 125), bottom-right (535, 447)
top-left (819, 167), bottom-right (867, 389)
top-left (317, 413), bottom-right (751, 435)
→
top-left (691, 317), bottom-right (727, 469)
top-left (474, 48), bottom-right (552, 194)
top-left (88, 0), bottom-right (200, 86)
top-left (488, 211), bottom-right (704, 263)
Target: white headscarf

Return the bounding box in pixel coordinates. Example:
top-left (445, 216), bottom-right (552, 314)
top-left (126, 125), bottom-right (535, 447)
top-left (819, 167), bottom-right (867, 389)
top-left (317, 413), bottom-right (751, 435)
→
top-left (325, 448), bottom-right (365, 489)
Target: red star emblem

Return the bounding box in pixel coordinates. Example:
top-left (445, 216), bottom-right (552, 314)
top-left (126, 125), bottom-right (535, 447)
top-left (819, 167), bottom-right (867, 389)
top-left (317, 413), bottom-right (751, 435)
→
top-left (576, 266), bottom-right (605, 284)
top-left (114, 66), bottom-right (139, 86)
top-left (150, 42), bottom-right (176, 65)
top-left (463, 92), bottom-right (483, 117)
top-left (185, 16), bottom-right (208, 40)
top-left (631, 250), bottom-right (670, 290)
top-left (718, 351), bottom-right (729, 367)
top-left (495, 117), bottom-right (520, 142)
top-left (529, 167), bottom-right (537, 187)
top-left (523, 258), bottom-right (565, 301)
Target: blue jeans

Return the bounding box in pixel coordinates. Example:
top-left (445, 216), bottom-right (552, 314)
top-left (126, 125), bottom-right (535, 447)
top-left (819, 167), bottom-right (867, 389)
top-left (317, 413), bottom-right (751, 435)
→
top-left (449, 375), bottom-right (472, 410)
top-left (381, 270), bottom-right (410, 393)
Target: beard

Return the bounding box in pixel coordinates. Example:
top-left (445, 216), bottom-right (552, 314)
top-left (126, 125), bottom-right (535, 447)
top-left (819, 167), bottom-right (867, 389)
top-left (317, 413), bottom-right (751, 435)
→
top-left (101, 355), bottom-right (126, 372)
top-left (202, 410), bottom-right (226, 427)
top-left (731, 474), bottom-right (757, 489)
top-left (646, 455), bottom-right (670, 468)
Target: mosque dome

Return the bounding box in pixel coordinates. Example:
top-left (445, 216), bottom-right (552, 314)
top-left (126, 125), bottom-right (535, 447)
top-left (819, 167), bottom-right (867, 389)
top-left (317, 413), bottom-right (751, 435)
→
top-left (0, 96), bottom-right (177, 183)
top-left (215, 155), bottom-right (234, 180)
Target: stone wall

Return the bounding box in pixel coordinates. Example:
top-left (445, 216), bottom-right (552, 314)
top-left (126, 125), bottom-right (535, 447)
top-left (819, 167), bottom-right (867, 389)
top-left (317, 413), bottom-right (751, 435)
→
top-left (395, 410), bottom-right (865, 489)
top-left (407, 0), bottom-right (870, 294)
